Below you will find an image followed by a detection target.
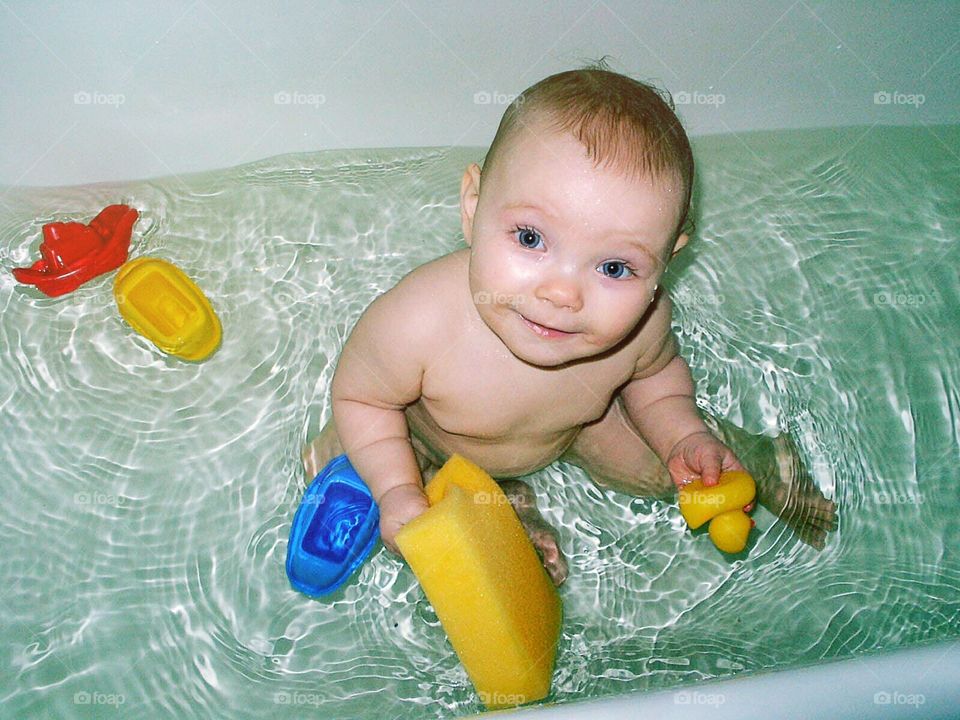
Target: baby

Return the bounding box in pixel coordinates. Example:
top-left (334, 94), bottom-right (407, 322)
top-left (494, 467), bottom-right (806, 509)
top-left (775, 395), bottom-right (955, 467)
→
top-left (303, 67), bottom-right (836, 585)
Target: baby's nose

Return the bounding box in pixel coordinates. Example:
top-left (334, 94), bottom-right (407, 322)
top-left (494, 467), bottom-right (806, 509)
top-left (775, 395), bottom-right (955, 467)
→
top-left (534, 275), bottom-right (582, 311)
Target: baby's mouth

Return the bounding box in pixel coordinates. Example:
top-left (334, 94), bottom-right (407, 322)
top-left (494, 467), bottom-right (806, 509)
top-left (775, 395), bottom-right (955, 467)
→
top-left (518, 312), bottom-right (576, 338)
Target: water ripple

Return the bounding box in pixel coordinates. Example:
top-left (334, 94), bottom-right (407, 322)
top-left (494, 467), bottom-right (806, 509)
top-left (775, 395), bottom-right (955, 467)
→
top-left (1, 126), bottom-right (958, 718)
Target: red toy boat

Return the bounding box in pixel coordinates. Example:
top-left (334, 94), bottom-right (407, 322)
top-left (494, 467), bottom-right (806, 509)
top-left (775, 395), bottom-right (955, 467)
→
top-left (12, 204), bottom-right (139, 297)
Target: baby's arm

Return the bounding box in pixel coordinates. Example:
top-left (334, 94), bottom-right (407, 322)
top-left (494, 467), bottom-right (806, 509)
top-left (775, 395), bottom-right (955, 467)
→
top-left (620, 296), bottom-right (742, 486)
top-left (331, 271), bottom-right (436, 552)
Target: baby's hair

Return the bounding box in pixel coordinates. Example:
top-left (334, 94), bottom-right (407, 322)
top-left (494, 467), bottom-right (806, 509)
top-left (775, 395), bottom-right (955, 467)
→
top-left (481, 60), bottom-right (695, 239)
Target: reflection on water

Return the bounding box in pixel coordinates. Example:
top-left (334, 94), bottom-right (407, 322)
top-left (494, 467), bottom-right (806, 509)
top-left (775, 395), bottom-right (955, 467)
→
top-left (1, 126), bottom-right (958, 718)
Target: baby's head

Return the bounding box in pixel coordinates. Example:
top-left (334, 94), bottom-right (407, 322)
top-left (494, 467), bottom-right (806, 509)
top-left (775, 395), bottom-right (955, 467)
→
top-left (460, 66), bottom-right (694, 367)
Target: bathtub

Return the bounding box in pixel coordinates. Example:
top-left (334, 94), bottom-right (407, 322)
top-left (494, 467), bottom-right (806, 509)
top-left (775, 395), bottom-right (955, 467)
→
top-left (491, 639), bottom-right (960, 719)
top-left (2, 3), bottom-right (958, 719)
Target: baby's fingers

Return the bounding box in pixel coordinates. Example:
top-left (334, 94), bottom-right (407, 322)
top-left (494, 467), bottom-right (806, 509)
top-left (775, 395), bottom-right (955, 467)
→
top-left (705, 449), bottom-right (747, 486)
top-left (699, 453), bottom-right (723, 486)
top-left (666, 456), bottom-right (696, 489)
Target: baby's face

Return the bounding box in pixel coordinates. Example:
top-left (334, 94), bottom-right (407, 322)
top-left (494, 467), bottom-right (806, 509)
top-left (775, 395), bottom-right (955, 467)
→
top-left (461, 122), bottom-right (687, 368)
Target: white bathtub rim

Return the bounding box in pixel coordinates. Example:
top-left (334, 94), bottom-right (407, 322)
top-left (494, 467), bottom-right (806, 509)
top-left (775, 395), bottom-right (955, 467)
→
top-left (481, 637), bottom-right (960, 720)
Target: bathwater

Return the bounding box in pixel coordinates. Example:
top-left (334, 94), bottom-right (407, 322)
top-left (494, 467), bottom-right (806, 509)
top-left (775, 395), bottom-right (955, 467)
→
top-left (1, 125), bottom-right (958, 718)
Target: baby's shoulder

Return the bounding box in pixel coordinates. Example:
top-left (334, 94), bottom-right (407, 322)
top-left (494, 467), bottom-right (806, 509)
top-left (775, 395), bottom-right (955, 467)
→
top-left (630, 290), bottom-right (678, 379)
top-left (396, 247), bottom-right (469, 296)
top-left (387, 248), bottom-right (467, 309)
top-left (373, 247), bottom-right (468, 334)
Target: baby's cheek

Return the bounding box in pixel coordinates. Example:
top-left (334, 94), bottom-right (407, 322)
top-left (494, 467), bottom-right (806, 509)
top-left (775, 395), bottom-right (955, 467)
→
top-left (468, 250), bottom-right (499, 290)
top-left (599, 305), bottom-right (651, 344)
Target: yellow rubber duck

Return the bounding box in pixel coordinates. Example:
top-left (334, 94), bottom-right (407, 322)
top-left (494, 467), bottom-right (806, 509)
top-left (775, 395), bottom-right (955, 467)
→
top-left (678, 470), bottom-right (756, 553)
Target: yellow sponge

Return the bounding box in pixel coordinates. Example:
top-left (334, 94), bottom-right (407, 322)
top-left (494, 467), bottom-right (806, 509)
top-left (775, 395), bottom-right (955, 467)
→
top-left (395, 454), bottom-right (562, 709)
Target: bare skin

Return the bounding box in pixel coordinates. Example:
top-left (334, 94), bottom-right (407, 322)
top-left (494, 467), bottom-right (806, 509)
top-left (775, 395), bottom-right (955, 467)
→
top-left (307, 121), bottom-right (837, 586)
top-left (303, 248), bottom-right (837, 586)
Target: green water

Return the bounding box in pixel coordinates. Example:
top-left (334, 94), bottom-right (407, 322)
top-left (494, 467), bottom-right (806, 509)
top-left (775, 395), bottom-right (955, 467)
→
top-left (1, 125), bottom-right (958, 718)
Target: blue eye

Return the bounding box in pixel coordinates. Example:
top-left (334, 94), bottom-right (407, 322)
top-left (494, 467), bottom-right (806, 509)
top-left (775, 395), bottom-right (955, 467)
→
top-left (599, 260), bottom-right (633, 279)
top-left (514, 225), bottom-right (542, 249)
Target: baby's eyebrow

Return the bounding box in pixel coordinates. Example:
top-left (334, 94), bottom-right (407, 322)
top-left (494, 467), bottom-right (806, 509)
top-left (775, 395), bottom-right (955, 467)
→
top-left (614, 236), bottom-right (660, 262)
top-left (589, 229), bottom-right (661, 265)
top-left (504, 201), bottom-right (662, 264)
top-left (504, 201), bottom-right (557, 218)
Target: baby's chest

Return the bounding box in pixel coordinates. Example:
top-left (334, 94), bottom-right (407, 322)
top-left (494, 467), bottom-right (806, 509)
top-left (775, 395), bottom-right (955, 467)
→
top-left (421, 352), bottom-right (635, 440)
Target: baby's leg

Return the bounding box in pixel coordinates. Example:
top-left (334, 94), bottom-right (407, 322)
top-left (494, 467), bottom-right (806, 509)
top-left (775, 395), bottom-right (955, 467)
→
top-left (560, 396), bottom-right (837, 549)
top-left (559, 395), bottom-right (675, 499)
top-left (498, 479), bottom-right (568, 587)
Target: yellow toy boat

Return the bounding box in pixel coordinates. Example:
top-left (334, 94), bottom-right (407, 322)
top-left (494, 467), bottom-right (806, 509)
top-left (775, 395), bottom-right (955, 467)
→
top-left (113, 257), bottom-right (221, 361)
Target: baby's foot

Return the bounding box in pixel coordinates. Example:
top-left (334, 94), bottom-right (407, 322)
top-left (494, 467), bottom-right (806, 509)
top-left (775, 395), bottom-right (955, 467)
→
top-left (498, 480), bottom-right (568, 586)
top-left (743, 432), bottom-right (838, 549)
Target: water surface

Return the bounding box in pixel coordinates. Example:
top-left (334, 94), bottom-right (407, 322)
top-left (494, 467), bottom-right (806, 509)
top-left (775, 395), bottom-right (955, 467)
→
top-left (1, 125), bottom-right (958, 718)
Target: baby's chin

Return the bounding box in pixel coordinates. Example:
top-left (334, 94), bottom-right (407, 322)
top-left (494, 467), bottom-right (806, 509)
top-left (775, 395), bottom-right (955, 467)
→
top-left (491, 322), bottom-right (610, 369)
top-left (508, 345), bottom-right (577, 369)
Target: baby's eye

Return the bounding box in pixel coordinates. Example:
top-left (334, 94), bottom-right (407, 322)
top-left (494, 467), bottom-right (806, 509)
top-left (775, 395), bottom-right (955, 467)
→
top-left (598, 260), bottom-right (634, 279)
top-left (514, 225), bottom-right (543, 249)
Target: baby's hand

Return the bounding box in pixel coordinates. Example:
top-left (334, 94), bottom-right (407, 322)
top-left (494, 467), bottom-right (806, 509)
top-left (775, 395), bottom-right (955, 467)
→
top-left (377, 484), bottom-right (430, 555)
top-left (666, 431), bottom-right (746, 489)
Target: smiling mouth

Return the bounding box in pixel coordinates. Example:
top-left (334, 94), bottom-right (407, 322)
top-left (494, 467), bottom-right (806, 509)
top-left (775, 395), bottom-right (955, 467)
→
top-left (519, 313), bottom-right (575, 338)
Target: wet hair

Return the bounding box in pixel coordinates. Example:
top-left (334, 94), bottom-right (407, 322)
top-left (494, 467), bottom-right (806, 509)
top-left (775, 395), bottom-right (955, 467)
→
top-left (481, 60), bottom-right (695, 239)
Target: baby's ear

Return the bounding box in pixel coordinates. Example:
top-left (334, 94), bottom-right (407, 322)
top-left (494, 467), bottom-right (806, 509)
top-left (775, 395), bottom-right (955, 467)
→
top-left (460, 163), bottom-right (482, 246)
top-left (670, 233), bottom-right (689, 256)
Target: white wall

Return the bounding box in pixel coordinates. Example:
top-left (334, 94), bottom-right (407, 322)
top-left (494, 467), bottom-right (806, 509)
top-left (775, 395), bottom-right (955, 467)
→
top-left (1, 0), bottom-right (957, 186)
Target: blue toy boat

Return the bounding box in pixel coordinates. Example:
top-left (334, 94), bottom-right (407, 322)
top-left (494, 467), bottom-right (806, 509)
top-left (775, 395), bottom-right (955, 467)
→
top-left (286, 453), bottom-right (380, 597)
